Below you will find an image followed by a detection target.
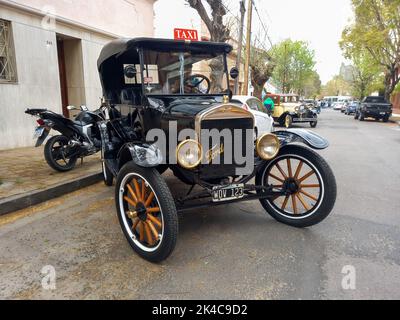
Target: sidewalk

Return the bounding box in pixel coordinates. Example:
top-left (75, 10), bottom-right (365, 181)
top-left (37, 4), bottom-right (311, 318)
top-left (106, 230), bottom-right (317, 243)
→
top-left (390, 113), bottom-right (400, 122)
top-left (0, 146), bottom-right (102, 215)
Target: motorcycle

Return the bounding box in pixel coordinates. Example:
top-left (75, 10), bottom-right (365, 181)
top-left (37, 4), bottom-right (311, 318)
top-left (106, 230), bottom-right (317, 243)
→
top-left (25, 105), bottom-right (105, 172)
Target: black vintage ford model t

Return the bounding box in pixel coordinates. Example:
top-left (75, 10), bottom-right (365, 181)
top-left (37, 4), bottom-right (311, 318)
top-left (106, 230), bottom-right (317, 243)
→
top-left (97, 38), bottom-right (337, 262)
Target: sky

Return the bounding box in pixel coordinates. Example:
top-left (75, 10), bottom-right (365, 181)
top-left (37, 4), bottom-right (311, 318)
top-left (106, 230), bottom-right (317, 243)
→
top-left (154, 0), bottom-right (354, 84)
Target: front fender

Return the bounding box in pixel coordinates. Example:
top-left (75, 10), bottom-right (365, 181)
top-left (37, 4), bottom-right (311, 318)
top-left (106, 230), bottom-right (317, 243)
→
top-left (274, 129), bottom-right (329, 150)
top-left (118, 143), bottom-right (163, 169)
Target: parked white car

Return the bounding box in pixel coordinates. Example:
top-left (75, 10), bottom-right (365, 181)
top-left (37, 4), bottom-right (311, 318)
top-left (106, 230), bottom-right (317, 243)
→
top-left (232, 95), bottom-right (274, 139)
top-left (333, 102), bottom-right (345, 110)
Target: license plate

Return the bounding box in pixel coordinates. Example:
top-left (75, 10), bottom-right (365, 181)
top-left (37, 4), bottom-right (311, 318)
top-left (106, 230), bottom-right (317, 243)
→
top-left (380, 112), bottom-right (386, 115)
top-left (212, 184), bottom-right (245, 202)
top-left (33, 127), bottom-right (45, 139)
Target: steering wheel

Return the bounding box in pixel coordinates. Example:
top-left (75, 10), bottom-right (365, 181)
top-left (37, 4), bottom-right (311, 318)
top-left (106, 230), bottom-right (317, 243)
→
top-left (185, 74), bottom-right (211, 94)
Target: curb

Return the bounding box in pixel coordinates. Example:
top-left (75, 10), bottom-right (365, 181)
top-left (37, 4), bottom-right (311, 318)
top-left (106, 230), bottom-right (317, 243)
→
top-left (0, 173), bottom-right (103, 216)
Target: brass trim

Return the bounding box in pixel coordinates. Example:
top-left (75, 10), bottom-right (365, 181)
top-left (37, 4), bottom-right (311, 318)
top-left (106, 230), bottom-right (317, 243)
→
top-left (256, 133), bottom-right (280, 160)
top-left (195, 103), bottom-right (255, 140)
top-left (176, 139), bottom-right (203, 169)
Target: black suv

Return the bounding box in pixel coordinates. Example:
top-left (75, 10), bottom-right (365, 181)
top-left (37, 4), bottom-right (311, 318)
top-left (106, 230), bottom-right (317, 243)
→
top-left (355, 96), bottom-right (392, 122)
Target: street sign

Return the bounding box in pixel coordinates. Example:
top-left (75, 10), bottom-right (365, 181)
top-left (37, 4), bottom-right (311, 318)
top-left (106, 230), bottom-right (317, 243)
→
top-left (174, 28), bottom-right (199, 41)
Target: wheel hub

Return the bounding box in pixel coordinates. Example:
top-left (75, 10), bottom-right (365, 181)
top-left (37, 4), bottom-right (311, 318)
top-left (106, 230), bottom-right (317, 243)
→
top-left (135, 202), bottom-right (147, 221)
top-left (283, 178), bottom-right (300, 194)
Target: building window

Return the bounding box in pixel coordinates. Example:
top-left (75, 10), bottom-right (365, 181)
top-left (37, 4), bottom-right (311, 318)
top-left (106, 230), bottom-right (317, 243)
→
top-left (0, 19), bottom-right (17, 83)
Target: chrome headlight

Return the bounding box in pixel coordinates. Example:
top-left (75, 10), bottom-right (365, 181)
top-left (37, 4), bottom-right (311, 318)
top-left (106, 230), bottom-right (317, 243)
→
top-left (176, 139), bottom-right (203, 169)
top-left (256, 133), bottom-right (280, 160)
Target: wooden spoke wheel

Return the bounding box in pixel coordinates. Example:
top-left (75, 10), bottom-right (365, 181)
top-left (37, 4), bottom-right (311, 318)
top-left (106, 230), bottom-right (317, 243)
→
top-left (122, 176), bottom-right (163, 249)
top-left (116, 162), bottom-right (178, 263)
top-left (256, 145), bottom-right (337, 228)
top-left (266, 156), bottom-right (322, 217)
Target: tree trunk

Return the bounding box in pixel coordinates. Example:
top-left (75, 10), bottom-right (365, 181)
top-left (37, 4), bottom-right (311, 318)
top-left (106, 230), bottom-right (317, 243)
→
top-left (384, 68), bottom-right (399, 101)
top-left (253, 85), bottom-right (264, 100)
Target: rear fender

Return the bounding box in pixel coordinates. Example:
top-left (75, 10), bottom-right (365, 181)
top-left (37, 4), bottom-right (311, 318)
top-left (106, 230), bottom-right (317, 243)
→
top-left (118, 143), bottom-right (163, 170)
top-left (274, 129), bottom-right (329, 150)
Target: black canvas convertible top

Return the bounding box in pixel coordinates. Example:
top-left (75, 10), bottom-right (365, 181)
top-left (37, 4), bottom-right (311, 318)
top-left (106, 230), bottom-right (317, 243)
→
top-left (97, 37), bottom-right (233, 69)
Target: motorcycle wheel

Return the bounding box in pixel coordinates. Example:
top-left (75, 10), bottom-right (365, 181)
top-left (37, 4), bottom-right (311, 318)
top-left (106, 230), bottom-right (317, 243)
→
top-left (115, 162), bottom-right (178, 263)
top-left (256, 145), bottom-right (337, 228)
top-left (44, 135), bottom-right (77, 172)
top-left (102, 161), bottom-right (114, 186)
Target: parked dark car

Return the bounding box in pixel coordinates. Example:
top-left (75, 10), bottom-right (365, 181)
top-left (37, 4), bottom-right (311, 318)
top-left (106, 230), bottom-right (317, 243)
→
top-left (97, 37), bottom-right (337, 262)
top-left (303, 99), bottom-right (320, 114)
top-left (355, 96), bottom-right (392, 122)
top-left (345, 102), bottom-right (359, 115)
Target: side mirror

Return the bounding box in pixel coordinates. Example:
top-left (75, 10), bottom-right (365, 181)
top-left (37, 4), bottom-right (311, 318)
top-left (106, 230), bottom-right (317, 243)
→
top-left (67, 105), bottom-right (78, 111)
top-left (230, 67), bottom-right (239, 79)
top-left (124, 65), bottom-right (137, 79)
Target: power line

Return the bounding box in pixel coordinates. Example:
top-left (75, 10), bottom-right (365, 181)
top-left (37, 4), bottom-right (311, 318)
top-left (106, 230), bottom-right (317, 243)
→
top-left (252, 0), bottom-right (273, 49)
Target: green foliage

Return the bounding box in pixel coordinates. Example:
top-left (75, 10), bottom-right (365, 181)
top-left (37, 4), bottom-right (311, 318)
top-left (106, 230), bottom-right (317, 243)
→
top-left (303, 71), bottom-right (322, 99)
top-left (340, 0), bottom-right (400, 99)
top-left (269, 39), bottom-right (317, 95)
top-left (349, 51), bottom-right (384, 99)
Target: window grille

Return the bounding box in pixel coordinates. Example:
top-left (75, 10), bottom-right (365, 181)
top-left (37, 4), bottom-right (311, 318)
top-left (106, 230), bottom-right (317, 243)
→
top-left (0, 19), bottom-right (17, 82)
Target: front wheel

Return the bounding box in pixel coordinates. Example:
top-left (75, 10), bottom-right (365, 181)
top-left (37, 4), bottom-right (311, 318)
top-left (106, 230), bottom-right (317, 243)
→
top-left (310, 121), bottom-right (318, 128)
top-left (115, 162), bottom-right (178, 263)
top-left (44, 135), bottom-right (77, 172)
top-left (354, 112), bottom-right (359, 120)
top-left (256, 145), bottom-right (337, 228)
top-left (284, 114), bottom-right (293, 128)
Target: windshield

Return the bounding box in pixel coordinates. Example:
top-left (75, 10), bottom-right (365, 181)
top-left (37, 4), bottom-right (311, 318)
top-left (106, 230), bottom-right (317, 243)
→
top-left (364, 96), bottom-right (386, 103)
top-left (281, 96), bottom-right (299, 103)
top-left (139, 50), bottom-right (228, 96)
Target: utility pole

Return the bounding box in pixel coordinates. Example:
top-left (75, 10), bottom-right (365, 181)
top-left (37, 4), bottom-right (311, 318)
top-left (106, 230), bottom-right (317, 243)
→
top-left (243, 0), bottom-right (253, 95)
top-left (234, 0), bottom-right (246, 95)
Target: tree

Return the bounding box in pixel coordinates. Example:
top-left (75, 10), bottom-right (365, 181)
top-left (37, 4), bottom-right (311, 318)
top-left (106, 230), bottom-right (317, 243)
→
top-left (349, 52), bottom-right (383, 100)
top-left (303, 71), bottom-right (322, 99)
top-left (340, 0), bottom-right (400, 100)
top-left (249, 35), bottom-right (274, 98)
top-left (186, 0), bottom-right (230, 42)
top-left (269, 39), bottom-right (316, 95)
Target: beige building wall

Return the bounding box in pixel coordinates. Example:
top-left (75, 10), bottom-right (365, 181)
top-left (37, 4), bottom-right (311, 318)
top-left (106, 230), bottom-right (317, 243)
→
top-left (0, 0), bottom-right (156, 150)
top-left (5, 0), bottom-right (155, 37)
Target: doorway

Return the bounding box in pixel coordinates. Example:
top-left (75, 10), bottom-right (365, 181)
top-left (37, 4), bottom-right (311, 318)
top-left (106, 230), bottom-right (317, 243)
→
top-left (57, 38), bottom-right (69, 117)
top-left (56, 35), bottom-right (86, 118)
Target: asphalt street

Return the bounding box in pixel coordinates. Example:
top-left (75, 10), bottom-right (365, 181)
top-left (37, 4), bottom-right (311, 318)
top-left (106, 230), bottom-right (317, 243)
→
top-left (0, 109), bottom-right (399, 300)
